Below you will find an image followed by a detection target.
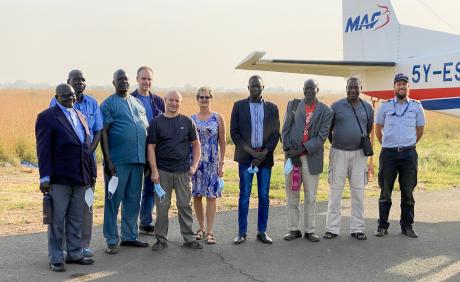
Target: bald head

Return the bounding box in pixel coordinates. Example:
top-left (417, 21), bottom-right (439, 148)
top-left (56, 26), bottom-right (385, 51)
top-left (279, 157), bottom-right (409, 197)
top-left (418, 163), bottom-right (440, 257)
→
top-left (166, 90), bottom-right (182, 101)
top-left (55, 83), bottom-right (76, 108)
top-left (164, 90), bottom-right (182, 116)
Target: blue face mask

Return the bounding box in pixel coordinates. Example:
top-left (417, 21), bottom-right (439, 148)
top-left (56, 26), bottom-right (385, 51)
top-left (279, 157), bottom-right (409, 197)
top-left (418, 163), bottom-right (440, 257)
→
top-left (247, 166), bottom-right (259, 174)
top-left (217, 177), bottom-right (225, 193)
top-left (154, 183), bottom-right (166, 202)
top-left (284, 158), bottom-right (293, 175)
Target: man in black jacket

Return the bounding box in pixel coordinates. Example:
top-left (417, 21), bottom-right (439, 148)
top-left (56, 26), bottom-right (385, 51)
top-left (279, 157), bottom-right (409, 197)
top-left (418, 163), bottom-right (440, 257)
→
top-left (230, 75), bottom-right (280, 245)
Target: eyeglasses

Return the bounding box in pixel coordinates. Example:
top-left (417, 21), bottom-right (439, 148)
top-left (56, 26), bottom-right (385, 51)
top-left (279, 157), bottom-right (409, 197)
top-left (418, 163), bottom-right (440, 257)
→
top-left (198, 96), bottom-right (211, 100)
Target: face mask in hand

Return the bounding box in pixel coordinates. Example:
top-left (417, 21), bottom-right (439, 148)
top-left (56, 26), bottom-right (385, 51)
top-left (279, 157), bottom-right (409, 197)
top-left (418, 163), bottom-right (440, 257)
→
top-left (154, 183), bottom-right (166, 202)
top-left (217, 177), bottom-right (225, 193)
top-left (284, 158), bottom-right (293, 175)
top-left (108, 175), bottom-right (119, 199)
top-left (246, 165), bottom-right (259, 174)
top-left (85, 187), bottom-right (94, 213)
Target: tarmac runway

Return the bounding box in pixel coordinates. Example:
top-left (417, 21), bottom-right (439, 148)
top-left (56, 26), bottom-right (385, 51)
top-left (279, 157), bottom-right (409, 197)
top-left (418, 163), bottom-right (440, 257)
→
top-left (1, 188), bottom-right (459, 282)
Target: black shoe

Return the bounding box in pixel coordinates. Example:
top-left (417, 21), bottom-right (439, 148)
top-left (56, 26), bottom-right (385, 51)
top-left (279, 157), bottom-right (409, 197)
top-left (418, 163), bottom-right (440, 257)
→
top-left (120, 240), bottom-right (149, 247)
top-left (233, 234), bottom-right (246, 245)
top-left (283, 230), bottom-right (302, 241)
top-left (139, 224), bottom-right (155, 234)
top-left (49, 263), bottom-right (65, 272)
top-left (375, 227), bottom-right (388, 237)
top-left (65, 257), bottom-right (94, 265)
top-left (304, 233), bottom-right (320, 242)
top-left (151, 239), bottom-right (168, 251)
top-left (182, 240), bottom-right (203, 249)
top-left (402, 228), bottom-right (418, 238)
top-left (256, 232), bottom-right (273, 244)
top-left (351, 232), bottom-right (367, 240)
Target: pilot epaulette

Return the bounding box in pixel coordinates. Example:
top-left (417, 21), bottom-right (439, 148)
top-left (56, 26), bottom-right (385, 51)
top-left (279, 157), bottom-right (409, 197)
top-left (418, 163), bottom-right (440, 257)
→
top-left (410, 99), bottom-right (421, 104)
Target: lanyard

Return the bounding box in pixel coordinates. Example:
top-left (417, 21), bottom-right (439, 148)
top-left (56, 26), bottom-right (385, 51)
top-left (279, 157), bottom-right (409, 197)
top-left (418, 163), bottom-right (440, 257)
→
top-left (392, 100), bottom-right (410, 117)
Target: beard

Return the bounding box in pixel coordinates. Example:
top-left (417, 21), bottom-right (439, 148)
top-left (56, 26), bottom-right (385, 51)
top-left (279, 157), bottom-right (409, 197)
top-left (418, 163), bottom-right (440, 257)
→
top-left (396, 92), bottom-right (407, 100)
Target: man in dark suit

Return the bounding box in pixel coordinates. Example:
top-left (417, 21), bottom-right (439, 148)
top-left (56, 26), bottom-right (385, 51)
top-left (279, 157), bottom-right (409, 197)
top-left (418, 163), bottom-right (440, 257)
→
top-left (36, 83), bottom-right (96, 272)
top-left (230, 75), bottom-right (280, 245)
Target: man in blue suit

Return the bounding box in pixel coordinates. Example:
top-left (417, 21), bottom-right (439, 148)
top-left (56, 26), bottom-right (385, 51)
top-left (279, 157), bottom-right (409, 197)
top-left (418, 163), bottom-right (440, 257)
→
top-left (36, 83), bottom-right (96, 272)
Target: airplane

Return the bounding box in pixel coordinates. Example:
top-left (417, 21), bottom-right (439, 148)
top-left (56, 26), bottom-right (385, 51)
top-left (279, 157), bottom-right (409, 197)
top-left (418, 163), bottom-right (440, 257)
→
top-left (235, 0), bottom-right (460, 118)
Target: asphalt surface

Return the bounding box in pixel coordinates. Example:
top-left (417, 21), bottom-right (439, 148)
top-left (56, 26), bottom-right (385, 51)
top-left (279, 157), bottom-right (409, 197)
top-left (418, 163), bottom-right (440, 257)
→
top-left (1, 188), bottom-right (459, 282)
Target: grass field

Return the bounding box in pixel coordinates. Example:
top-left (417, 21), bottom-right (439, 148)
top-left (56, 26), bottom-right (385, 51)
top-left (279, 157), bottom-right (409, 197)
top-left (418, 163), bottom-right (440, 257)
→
top-left (0, 89), bottom-right (459, 236)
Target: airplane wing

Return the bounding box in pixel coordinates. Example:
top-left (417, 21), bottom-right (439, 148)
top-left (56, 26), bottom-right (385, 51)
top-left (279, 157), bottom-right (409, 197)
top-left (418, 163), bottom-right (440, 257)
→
top-left (235, 51), bottom-right (396, 77)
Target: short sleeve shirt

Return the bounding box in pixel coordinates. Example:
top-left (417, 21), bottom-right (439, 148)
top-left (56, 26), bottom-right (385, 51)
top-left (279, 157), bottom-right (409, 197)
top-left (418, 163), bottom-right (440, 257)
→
top-left (100, 94), bottom-right (149, 165)
top-left (147, 114), bottom-right (198, 173)
top-left (330, 98), bottom-right (374, 151)
top-left (375, 97), bottom-right (425, 148)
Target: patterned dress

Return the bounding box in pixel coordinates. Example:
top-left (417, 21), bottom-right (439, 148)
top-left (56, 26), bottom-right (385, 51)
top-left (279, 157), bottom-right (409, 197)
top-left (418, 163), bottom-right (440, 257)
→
top-left (191, 112), bottom-right (221, 198)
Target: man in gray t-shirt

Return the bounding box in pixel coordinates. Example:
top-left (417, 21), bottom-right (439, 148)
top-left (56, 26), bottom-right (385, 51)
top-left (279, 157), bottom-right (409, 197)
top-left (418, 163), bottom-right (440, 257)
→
top-left (324, 77), bottom-right (374, 241)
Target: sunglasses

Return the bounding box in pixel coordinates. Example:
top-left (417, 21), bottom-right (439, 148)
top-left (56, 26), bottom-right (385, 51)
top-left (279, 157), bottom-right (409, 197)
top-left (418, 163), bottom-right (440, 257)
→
top-left (198, 96), bottom-right (211, 100)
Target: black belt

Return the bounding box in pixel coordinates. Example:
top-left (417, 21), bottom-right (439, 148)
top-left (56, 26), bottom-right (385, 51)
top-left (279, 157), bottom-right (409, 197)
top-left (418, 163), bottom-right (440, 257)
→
top-left (383, 145), bottom-right (416, 152)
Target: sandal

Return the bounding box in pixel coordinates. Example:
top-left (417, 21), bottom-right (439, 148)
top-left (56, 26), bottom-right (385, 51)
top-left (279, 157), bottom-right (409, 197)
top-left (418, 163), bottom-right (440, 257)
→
top-left (323, 232), bottom-right (338, 239)
top-left (351, 232), bottom-right (367, 240)
top-left (195, 229), bottom-right (205, 240)
top-left (205, 233), bottom-right (216, 244)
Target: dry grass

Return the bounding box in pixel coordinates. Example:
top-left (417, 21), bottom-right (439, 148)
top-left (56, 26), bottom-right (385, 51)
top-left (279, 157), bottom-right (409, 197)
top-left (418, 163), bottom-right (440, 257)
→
top-left (0, 89), bottom-right (459, 236)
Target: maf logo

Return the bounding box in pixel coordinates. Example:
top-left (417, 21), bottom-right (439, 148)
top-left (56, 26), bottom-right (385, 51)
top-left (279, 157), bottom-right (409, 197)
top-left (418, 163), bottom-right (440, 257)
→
top-left (345, 5), bottom-right (391, 33)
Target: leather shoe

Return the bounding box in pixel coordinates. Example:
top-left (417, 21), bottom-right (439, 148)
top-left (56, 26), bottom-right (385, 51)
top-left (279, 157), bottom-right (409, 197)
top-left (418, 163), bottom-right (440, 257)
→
top-left (304, 233), bottom-right (320, 242)
top-left (256, 232), bottom-right (273, 244)
top-left (375, 227), bottom-right (388, 237)
top-left (139, 224), bottom-right (155, 235)
top-left (120, 240), bottom-right (149, 247)
top-left (283, 230), bottom-right (302, 241)
top-left (402, 228), bottom-right (418, 238)
top-left (49, 263), bottom-right (65, 272)
top-left (233, 234), bottom-right (246, 245)
top-left (65, 257), bottom-right (94, 265)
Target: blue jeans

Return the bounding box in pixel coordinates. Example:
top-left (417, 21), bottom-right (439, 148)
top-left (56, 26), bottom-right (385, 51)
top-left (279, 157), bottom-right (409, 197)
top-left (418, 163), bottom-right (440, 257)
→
top-left (103, 163), bottom-right (143, 246)
top-left (238, 162), bottom-right (272, 235)
top-left (139, 175), bottom-right (155, 227)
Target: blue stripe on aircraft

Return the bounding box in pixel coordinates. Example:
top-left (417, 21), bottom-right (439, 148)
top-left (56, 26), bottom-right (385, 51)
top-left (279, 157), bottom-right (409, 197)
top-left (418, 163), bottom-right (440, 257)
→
top-left (421, 97), bottom-right (460, 110)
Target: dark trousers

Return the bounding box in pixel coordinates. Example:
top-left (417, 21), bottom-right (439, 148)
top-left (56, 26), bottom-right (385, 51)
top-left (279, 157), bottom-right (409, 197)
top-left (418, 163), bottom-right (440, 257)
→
top-left (378, 148), bottom-right (418, 231)
top-left (139, 175), bottom-right (155, 227)
top-left (238, 162), bottom-right (272, 235)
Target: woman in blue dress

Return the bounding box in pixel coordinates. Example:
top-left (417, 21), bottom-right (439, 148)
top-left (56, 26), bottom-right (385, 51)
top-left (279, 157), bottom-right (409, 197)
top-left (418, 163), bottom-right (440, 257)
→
top-left (191, 86), bottom-right (226, 244)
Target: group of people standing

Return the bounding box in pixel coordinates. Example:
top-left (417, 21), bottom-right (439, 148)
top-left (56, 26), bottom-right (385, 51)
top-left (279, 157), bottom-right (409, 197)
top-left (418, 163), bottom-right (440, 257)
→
top-left (35, 68), bottom-right (425, 272)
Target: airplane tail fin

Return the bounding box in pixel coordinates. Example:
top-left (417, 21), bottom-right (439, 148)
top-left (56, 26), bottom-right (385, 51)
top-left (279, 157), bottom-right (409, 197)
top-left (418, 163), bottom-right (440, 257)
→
top-left (343, 0), bottom-right (399, 62)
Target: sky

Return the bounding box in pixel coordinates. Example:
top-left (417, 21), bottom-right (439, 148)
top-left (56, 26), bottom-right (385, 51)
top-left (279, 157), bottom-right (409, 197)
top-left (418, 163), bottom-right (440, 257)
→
top-left (1, 0), bottom-right (459, 91)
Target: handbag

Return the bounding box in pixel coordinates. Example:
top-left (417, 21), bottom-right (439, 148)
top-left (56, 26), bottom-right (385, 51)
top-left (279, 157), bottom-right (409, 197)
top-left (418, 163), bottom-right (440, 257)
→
top-left (349, 99), bottom-right (374, 156)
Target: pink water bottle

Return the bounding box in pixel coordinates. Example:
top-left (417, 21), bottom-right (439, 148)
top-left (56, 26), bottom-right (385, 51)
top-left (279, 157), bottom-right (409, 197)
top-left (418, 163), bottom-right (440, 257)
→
top-left (291, 166), bottom-right (301, 192)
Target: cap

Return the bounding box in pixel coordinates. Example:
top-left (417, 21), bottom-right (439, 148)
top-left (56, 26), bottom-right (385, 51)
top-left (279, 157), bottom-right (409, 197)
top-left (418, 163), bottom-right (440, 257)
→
top-left (394, 73), bottom-right (409, 83)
